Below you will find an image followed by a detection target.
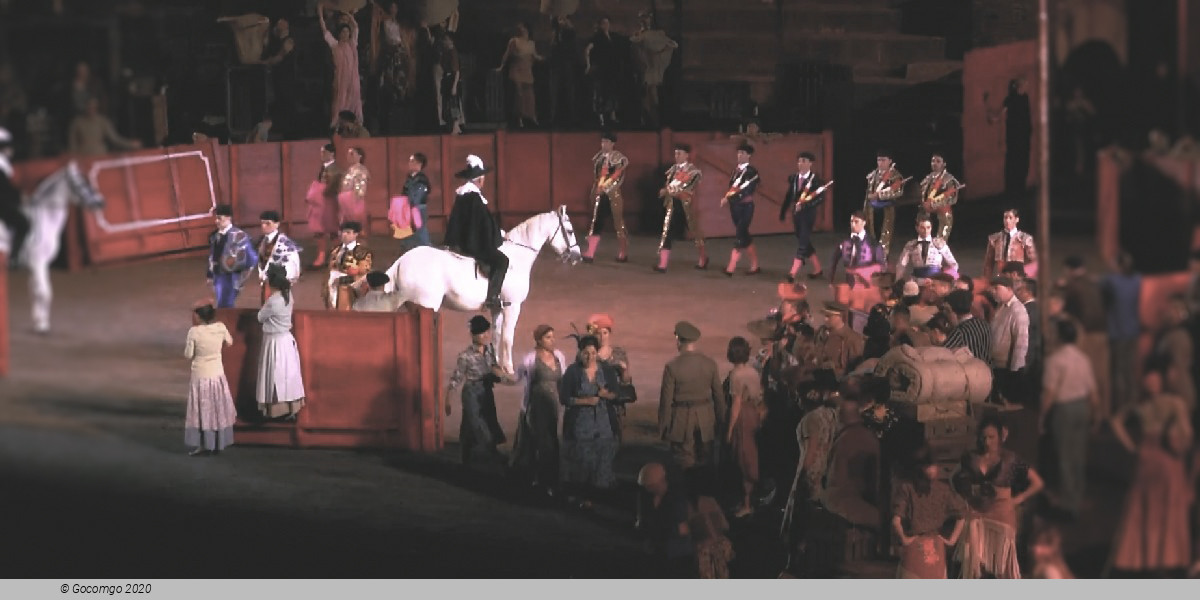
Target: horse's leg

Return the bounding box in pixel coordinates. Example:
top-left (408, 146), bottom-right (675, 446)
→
top-left (29, 259), bottom-right (52, 334)
top-left (498, 303), bottom-right (521, 375)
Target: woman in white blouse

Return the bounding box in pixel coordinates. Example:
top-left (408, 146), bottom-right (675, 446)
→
top-left (184, 302), bottom-right (237, 455)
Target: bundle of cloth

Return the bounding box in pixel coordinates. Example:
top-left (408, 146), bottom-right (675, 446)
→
top-left (874, 345), bottom-right (992, 406)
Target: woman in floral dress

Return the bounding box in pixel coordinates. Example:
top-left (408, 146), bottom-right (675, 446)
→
top-left (559, 334), bottom-right (619, 509)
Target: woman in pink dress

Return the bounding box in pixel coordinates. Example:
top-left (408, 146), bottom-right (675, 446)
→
top-left (1108, 366), bottom-right (1193, 575)
top-left (320, 3), bottom-right (363, 128)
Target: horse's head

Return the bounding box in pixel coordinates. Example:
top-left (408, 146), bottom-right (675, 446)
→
top-left (64, 161), bottom-right (105, 211)
top-left (550, 205), bottom-right (582, 265)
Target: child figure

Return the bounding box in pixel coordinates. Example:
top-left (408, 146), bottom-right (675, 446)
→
top-left (183, 302), bottom-right (238, 455)
top-left (1030, 525), bottom-right (1074, 579)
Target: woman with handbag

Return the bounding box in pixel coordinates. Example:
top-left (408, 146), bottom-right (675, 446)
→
top-left (559, 335), bottom-right (620, 510)
top-left (588, 313), bottom-right (636, 440)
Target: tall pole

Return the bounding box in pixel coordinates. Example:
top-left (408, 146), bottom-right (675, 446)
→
top-left (1179, 0), bottom-right (1189, 133)
top-left (1037, 0), bottom-right (1052, 349)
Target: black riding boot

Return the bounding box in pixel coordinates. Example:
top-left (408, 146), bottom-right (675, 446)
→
top-left (483, 251), bottom-right (510, 309)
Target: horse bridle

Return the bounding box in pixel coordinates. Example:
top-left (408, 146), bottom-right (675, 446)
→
top-left (505, 210), bottom-right (580, 262)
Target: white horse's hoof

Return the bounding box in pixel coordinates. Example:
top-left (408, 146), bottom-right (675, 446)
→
top-left (34, 327), bottom-right (50, 336)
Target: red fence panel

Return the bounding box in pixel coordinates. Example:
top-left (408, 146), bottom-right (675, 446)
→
top-left (80, 144), bottom-right (222, 265)
top-left (218, 307), bottom-right (443, 451)
top-left (498, 133), bottom-right (553, 225)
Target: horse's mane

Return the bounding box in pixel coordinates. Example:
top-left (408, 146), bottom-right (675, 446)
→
top-left (503, 211), bottom-right (553, 246)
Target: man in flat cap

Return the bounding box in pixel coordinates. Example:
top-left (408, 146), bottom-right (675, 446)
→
top-left (353, 270), bottom-right (401, 312)
top-left (814, 301), bottom-right (864, 379)
top-left (324, 220), bottom-right (373, 310)
top-left (989, 275), bottom-right (1029, 407)
top-left (659, 321), bottom-right (726, 471)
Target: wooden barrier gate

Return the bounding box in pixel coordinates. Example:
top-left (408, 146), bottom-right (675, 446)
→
top-left (218, 307), bottom-right (443, 451)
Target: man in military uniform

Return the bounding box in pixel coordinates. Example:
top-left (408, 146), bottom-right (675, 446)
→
top-left (917, 152), bottom-right (964, 240)
top-left (983, 208), bottom-right (1039, 279)
top-left (814, 301), bottom-right (865, 379)
top-left (896, 213), bottom-right (959, 281)
top-left (256, 210), bottom-right (301, 305)
top-left (583, 131), bottom-right (630, 263)
top-left (444, 155), bottom-right (508, 310)
top-left (207, 204), bottom-right (258, 308)
top-left (656, 143), bottom-right (705, 272)
top-left (721, 143), bottom-right (761, 276)
top-left (324, 220), bottom-right (373, 310)
top-left (658, 321), bottom-right (726, 471)
top-left (862, 149), bottom-right (908, 256)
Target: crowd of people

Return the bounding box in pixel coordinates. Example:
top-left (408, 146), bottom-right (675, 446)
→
top-left (175, 125), bottom-right (1200, 579)
top-left (237, 3), bottom-right (676, 141)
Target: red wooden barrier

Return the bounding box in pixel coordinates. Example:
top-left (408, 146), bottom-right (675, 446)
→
top-left (12, 130), bottom-right (836, 269)
top-left (217, 307), bottom-right (443, 451)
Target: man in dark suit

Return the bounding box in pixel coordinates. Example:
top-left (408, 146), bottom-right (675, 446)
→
top-left (779, 151), bottom-right (827, 282)
top-left (444, 155), bottom-right (508, 310)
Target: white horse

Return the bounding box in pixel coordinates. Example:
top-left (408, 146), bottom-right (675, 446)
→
top-left (0, 161), bottom-right (105, 334)
top-left (384, 206), bottom-right (582, 373)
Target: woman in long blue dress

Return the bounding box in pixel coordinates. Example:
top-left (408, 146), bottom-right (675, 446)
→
top-left (559, 334), bottom-right (620, 509)
top-left (512, 324), bottom-right (567, 495)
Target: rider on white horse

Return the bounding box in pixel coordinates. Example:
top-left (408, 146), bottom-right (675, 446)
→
top-left (0, 127), bottom-right (31, 266)
top-left (443, 155), bottom-right (508, 311)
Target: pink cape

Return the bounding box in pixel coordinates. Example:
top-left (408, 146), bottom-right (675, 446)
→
top-left (388, 195), bottom-right (423, 229)
top-left (305, 181), bottom-right (340, 234)
top-left (337, 190), bottom-right (367, 226)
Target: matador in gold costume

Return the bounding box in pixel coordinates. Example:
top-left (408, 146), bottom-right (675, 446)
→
top-left (324, 221), bottom-right (374, 311)
top-left (338, 146), bottom-right (370, 227)
top-left (863, 149), bottom-right (908, 256)
top-left (656, 143), bottom-right (705, 272)
top-left (583, 131), bottom-right (630, 263)
top-left (918, 151), bottom-right (964, 241)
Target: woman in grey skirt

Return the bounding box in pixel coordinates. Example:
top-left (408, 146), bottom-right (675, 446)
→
top-left (257, 271), bottom-right (306, 419)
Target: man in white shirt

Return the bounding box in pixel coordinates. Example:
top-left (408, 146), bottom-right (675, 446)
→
top-left (989, 276), bottom-right (1030, 408)
top-left (256, 210), bottom-right (301, 304)
top-left (1040, 319), bottom-right (1099, 517)
top-left (896, 213), bottom-right (958, 281)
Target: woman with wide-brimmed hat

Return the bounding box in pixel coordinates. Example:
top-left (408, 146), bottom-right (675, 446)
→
top-left (443, 155), bottom-right (508, 310)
